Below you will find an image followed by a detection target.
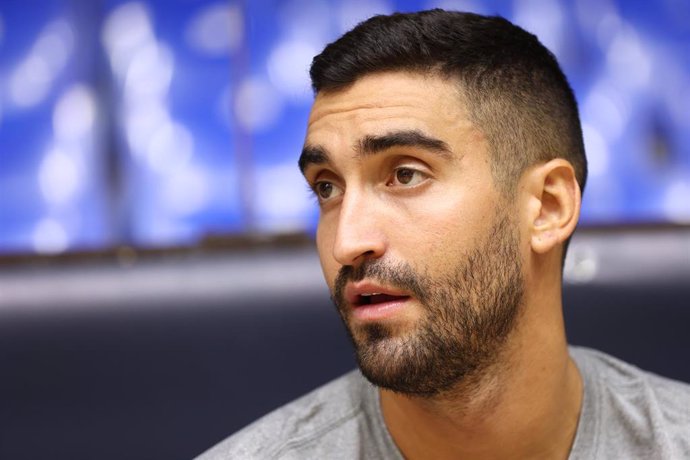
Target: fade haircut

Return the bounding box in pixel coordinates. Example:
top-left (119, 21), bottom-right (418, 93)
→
top-left (309, 9), bottom-right (588, 198)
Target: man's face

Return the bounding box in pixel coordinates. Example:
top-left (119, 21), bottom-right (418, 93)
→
top-left (301, 72), bottom-right (525, 396)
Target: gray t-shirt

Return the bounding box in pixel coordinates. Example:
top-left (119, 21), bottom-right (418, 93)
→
top-left (197, 347), bottom-right (690, 459)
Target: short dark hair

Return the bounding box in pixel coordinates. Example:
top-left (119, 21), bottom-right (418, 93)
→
top-left (310, 9), bottom-right (587, 197)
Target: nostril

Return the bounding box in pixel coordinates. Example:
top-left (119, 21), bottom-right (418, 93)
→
top-left (349, 249), bottom-right (381, 266)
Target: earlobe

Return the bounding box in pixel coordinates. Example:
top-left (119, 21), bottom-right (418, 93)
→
top-left (528, 159), bottom-right (581, 255)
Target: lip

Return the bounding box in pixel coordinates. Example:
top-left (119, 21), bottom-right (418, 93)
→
top-left (344, 281), bottom-right (413, 321)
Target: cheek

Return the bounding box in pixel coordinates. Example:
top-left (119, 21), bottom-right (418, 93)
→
top-left (394, 190), bottom-right (495, 266)
top-left (401, 193), bottom-right (475, 243)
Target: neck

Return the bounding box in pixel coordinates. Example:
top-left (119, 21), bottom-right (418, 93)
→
top-left (379, 298), bottom-right (583, 459)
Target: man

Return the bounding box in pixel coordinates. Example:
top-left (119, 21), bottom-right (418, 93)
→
top-left (198, 9), bottom-right (690, 459)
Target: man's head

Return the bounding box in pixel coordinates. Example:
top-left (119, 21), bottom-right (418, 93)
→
top-left (299, 10), bottom-right (585, 397)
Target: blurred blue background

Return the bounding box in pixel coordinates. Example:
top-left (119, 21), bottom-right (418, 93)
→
top-left (1, 0), bottom-right (689, 255)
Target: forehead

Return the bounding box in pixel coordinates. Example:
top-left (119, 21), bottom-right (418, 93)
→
top-left (306, 72), bottom-right (477, 148)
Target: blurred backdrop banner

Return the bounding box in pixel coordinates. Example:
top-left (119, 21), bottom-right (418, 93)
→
top-left (1, 0), bottom-right (689, 255)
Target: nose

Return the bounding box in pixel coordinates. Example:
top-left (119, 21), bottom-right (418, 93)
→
top-left (332, 190), bottom-right (387, 267)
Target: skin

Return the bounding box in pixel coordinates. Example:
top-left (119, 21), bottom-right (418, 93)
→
top-left (301, 71), bottom-right (584, 459)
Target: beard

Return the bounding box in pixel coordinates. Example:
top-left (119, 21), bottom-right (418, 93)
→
top-left (332, 211), bottom-right (524, 397)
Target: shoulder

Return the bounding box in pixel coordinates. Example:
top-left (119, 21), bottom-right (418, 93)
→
top-left (570, 346), bottom-right (690, 458)
top-left (195, 370), bottom-right (383, 460)
top-left (571, 346), bottom-right (690, 406)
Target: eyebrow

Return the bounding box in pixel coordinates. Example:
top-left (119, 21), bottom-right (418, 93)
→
top-left (358, 130), bottom-right (452, 158)
top-left (299, 129), bottom-right (453, 175)
top-left (298, 145), bottom-right (329, 174)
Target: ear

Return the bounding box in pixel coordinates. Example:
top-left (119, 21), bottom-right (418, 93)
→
top-left (523, 159), bottom-right (581, 255)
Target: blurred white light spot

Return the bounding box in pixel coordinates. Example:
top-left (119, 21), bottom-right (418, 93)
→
top-left (574, 0), bottom-right (617, 34)
top-left (337, 0), bottom-right (392, 34)
top-left (596, 12), bottom-right (622, 49)
top-left (53, 84), bottom-right (97, 141)
top-left (146, 122), bottom-right (194, 174)
top-left (161, 166), bottom-right (209, 215)
top-left (9, 19), bottom-right (75, 108)
top-left (582, 85), bottom-right (627, 141)
top-left (39, 148), bottom-right (81, 205)
top-left (278, 0), bottom-right (331, 43)
top-left (186, 3), bottom-right (243, 56)
top-left (663, 181), bottom-right (690, 223)
top-left (564, 244), bottom-right (598, 283)
top-left (581, 123), bottom-right (609, 177)
top-left (32, 218), bottom-right (69, 254)
top-left (102, 2), bottom-right (154, 77)
top-left (125, 42), bottom-right (174, 99)
top-left (9, 54), bottom-right (52, 107)
top-left (125, 103), bottom-right (171, 155)
top-left (606, 26), bottom-right (651, 89)
top-left (234, 77), bottom-right (284, 132)
top-left (256, 164), bottom-right (313, 231)
top-left (35, 20), bottom-right (74, 73)
top-left (267, 40), bottom-right (318, 101)
top-left (514, 0), bottom-right (564, 56)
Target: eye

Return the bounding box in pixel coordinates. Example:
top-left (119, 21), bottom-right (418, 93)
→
top-left (312, 181), bottom-right (343, 202)
top-left (390, 167), bottom-right (427, 187)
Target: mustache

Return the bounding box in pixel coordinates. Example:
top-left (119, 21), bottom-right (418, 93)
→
top-left (333, 259), bottom-right (429, 307)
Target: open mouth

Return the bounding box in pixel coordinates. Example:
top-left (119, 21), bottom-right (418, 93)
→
top-left (357, 293), bottom-right (410, 306)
